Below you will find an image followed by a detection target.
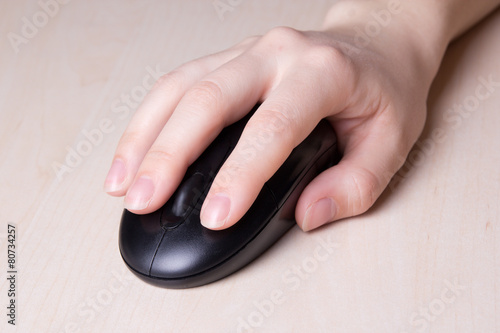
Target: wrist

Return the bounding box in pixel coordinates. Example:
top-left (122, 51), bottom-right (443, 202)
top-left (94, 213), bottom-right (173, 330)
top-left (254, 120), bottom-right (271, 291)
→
top-left (321, 0), bottom-right (452, 83)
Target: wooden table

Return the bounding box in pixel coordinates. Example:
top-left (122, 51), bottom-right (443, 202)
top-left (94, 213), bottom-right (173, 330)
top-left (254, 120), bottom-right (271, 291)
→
top-left (1, 1), bottom-right (499, 332)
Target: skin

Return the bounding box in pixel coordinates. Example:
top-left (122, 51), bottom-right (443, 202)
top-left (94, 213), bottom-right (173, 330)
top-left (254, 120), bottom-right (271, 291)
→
top-left (104, 0), bottom-right (500, 231)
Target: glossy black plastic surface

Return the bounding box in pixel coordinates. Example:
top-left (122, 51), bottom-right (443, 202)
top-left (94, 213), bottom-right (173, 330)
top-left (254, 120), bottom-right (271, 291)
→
top-left (119, 109), bottom-right (339, 288)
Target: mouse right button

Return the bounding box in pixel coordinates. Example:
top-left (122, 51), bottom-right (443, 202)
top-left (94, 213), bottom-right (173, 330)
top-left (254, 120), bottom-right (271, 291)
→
top-left (266, 120), bottom-right (336, 208)
top-left (266, 139), bottom-right (322, 206)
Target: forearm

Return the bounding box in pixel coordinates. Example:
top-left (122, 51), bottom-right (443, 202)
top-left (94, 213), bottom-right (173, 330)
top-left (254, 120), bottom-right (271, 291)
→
top-left (425, 0), bottom-right (500, 40)
top-left (402, 0), bottom-right (500, 68)
top-left (324, 0), bottom-right (500, 44)
top-left (321, 0), bottom-right (500, 87)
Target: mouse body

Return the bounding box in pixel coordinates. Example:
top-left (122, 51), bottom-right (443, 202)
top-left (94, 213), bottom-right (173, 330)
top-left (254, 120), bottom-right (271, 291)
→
top-left (119, 109), bottom-right (339, 288)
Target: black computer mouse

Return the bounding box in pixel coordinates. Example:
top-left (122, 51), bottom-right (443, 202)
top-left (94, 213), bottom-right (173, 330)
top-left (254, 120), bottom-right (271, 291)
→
top-left (119, 106), bottom-right (340, 289)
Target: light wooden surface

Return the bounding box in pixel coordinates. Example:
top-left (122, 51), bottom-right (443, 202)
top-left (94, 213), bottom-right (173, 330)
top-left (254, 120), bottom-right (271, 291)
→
top-left (1, 1), bottom-right (499, 332)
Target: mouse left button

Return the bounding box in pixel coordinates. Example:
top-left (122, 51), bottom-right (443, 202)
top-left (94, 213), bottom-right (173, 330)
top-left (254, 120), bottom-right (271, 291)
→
top-left (119, 209), bottom-right (165, 276)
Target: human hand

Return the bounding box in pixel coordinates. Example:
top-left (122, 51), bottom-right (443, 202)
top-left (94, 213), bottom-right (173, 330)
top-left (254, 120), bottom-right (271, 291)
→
top-left (104, 0), bottom-right (489, 231)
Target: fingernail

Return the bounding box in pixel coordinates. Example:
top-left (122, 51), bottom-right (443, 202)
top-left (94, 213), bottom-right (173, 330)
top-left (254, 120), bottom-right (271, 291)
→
top-left (200, 193), bottom-right (231, 229)
top-left (124, 176), bottom-right (155, 211)
top-left (104, 159), bottom-right (126, 192)
top-left (302, 197), bottom-right (336, 232)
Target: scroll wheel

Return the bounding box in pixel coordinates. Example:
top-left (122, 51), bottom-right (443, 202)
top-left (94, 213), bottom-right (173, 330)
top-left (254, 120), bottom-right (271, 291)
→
top-left (171, 172), bottom-right (206, 217)
top-left (161, 172), bottom-right (207, 229)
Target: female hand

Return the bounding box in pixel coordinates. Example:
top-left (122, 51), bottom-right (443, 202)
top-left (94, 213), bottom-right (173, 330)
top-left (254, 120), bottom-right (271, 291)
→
top-left (104, 0), bottom-right (481, 231)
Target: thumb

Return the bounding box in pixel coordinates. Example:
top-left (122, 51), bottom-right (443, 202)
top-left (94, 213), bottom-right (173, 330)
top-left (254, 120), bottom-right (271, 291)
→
top-left (295, 131), bottom-right (410, 232)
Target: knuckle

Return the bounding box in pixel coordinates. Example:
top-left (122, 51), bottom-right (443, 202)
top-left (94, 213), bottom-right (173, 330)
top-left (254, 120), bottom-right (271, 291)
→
top-left (118, 130), bottom-right (142, 149)
top-left (212, 159), bottom-right (242, 190)
top-left (250, 108), bottom-right (297, 145)
top-left (143, 149), bottom-right (182, 172)
top-left (258, 26), bottom-right (304, 52)
top-left (303, 45), bottom-right (357, 103)
top-left (306, 45), bottom-right (354, 78)
top-left (307, 45), bottom-right (345, 67)
top-left (266, 26), bottom-right (303, 42)
top-left (184, 80), bottom-right (224, 111)
top-left (347, 168), bottom-right (380, 214)
top-left (152, 70), bottom-right (184, 92)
